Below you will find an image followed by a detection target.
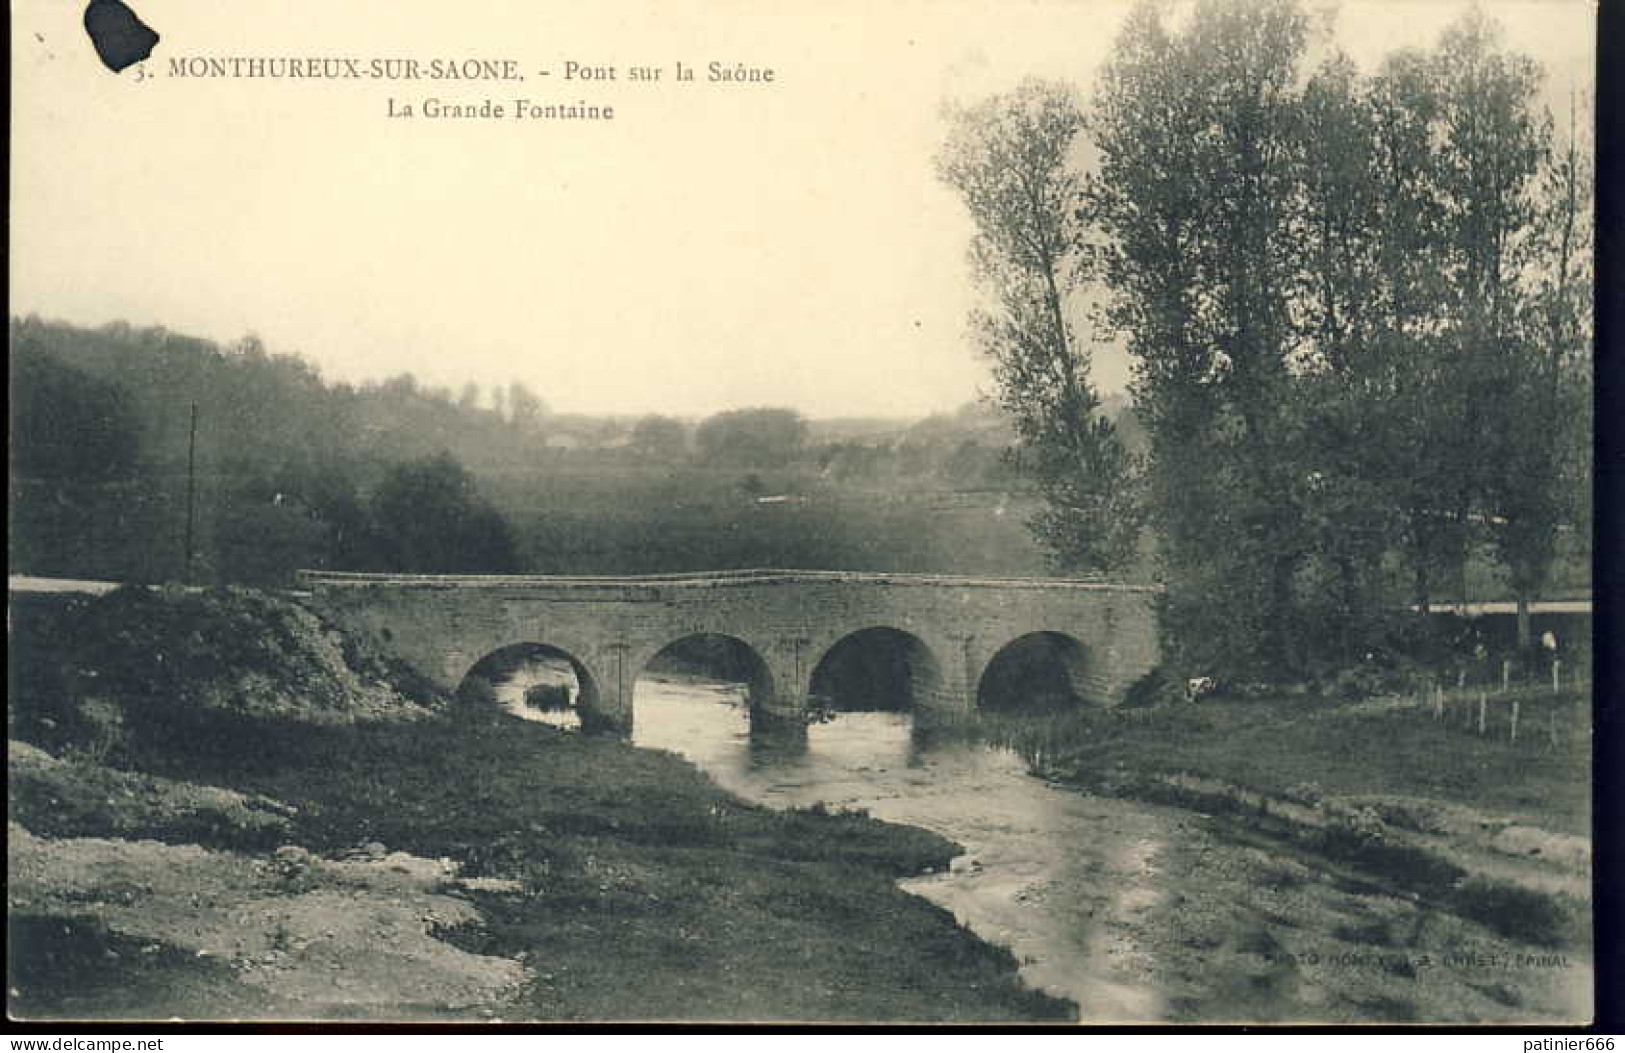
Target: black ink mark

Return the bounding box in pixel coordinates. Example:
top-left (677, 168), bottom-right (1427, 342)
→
top-left (83, 0), bottom-right (159, 73)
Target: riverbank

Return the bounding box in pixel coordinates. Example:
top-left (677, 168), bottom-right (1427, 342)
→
top-left (1023, 691), bottom-right (1591, 835)
top-left (968, 691), bottom-right (1594, 1023)
top-left (7, 587), bottom-right (1070, 1022)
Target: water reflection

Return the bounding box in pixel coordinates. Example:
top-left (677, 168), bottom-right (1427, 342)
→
top-left (630, 676), bottom-right (955, 793)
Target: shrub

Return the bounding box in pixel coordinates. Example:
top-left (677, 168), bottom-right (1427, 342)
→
top-left (1318, 652), bottom-right (1428, 702)
top-left (1122, 667), bottom-right (1184, 709)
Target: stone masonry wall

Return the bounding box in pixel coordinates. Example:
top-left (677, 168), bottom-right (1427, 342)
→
top-left (300, 571), bottom-right (1161, 734)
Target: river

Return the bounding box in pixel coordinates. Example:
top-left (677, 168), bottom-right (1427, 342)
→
top-left (496, 666), bottom-right (1181, 1021)
top-left (492, 664), bottom-right (1593, 1024)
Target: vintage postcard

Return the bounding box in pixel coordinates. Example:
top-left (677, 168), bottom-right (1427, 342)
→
top-left (8, 0), bottom-right (1598, 1028)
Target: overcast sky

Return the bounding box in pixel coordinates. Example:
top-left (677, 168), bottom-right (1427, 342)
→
top-left (10, 0), bottom-right (1595, 419)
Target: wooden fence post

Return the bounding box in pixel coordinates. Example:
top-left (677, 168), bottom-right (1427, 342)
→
top-left (1478, 691), bottom-right (1487, 735)
top-left (1510, 697), bottom-right (1519, 744)
top-left (1552, 660), bottom-right (1562, 694)
top-left (1502, 659), bottom-right (1511, 692)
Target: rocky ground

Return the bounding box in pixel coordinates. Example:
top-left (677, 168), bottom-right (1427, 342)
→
top-left (8, 738), bottom-right (529, 1020)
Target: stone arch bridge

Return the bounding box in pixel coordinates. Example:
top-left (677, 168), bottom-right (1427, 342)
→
top-left (299, 569), bottom-right (1161, 735)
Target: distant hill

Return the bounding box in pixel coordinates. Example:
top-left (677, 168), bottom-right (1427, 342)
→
top-left (8, 317), bottom-right (1058, 582)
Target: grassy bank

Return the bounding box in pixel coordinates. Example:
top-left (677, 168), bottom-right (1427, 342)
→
top-left (136, 714), bottom-right (1066, 1021)
top-left (979, 691), bottom-right (1590, 835)
top-left (929, 690), bottom-right (1594, 1023)
top-left (972, 691), bottom-right (1592, 950)
top-left (7, 588), bottom-right (1071, 1022)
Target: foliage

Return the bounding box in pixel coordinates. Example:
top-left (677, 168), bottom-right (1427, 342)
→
top-left (1317, 653), bottom-right (1426, 702)
top-left (7, 593), bottom-right (100, 754)
top-left (629, 414), bottom-right (689, 461)
top-left (10, 344), bottom-right (142, 483)
top-left (1089, 0), bottom-right (1322, 674)
top-left (937, 80), bottom-right (1140, 573)
top-left (1120, 667), bottom-right (1184, 709)
top-left (368, 453), bottom-right (519, 573)
top-left (942, 0), bottom-right (1597, 679)
top-left (7, 318), bottom-right (539, 584)
top-left (1480, 88), bottom-right (1594, 645)
top-left (9, 1), bottom-right (1594, 633)
top-left (694, 407), bottom-right (808, 468)
top-left (9, 741), bottom-right (295, 851)
top-left (456, 674), bottom-right (501, 710)
top-left (505, 380), bottom-right (547, 434)
top-left (7, 313), bottom-right (1078, 585)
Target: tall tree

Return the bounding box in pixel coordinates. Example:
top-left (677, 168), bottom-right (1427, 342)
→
top-left (1423, 8), bottom-right (1550, 619)
top-left (937, 79), bottom-right (1139, 574)
top-left (1358, 45), bottom-right (1467, 614)
top-left (1291, 52), bottom-right (1404, 655)
top-left (1090, 0), bottom-right (1315, 672)
top-left (508, 380), bottom-right (546, 434)
top-left (1484, 89), bottom-right (1593, 646)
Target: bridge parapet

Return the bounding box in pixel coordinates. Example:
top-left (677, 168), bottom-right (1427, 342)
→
top-left (297, 568), bottom-right (1154, 592)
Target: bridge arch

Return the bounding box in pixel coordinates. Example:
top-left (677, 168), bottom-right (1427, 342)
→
top-left (635, 632), bottom-right (777, 714)
top-left (976, 631), bottom-right (1094, 714)
top-left (809, 626), bottom-right (945, 715)
top-left (456, 641), bottom-right (603, 726)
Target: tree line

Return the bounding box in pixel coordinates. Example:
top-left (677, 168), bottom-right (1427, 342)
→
top-left (10, 319), bottom-right (535, 582)
top-left (938, 0), bottom-right (1592, 680)
top-left (9, 319), bottom-right (1054, 585)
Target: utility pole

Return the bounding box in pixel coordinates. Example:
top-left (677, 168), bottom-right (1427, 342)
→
top-left (184, 401), bottom-right (198, 584)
